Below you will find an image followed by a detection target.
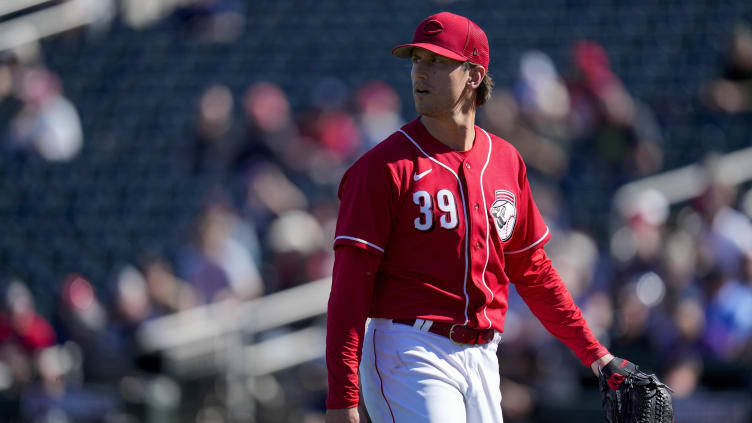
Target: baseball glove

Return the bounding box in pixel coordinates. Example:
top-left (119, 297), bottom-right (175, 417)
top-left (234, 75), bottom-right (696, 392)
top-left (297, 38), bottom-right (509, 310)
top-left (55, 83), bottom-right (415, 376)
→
top-left (598, 357), bottom-right (674, 423)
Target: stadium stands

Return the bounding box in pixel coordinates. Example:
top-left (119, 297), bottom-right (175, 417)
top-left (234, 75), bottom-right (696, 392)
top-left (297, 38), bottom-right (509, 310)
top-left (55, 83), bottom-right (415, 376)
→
top-left (1, 1), bottom-right (752, 422)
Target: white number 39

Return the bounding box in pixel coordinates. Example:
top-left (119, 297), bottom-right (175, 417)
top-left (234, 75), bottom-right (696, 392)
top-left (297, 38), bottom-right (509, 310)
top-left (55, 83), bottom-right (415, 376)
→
top-left (412, 189), bottom-right (458, 231)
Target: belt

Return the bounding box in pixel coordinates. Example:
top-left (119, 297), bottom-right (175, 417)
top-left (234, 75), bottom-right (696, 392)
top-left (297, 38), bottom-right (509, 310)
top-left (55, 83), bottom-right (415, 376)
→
top-left (393, 319), bottom-right (495, 345)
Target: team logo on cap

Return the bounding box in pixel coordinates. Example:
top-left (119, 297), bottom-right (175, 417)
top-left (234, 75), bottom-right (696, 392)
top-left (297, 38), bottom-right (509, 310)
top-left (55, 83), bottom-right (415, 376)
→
top-left (490, 190), bottom-right (516, 242)
top-left (422, 19), bottom-right (443, 35)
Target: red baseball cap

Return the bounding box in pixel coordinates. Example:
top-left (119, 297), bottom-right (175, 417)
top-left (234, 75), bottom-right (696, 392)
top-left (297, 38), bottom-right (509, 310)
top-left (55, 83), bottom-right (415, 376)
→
top-left (392, 12), bottom-right (490, 71)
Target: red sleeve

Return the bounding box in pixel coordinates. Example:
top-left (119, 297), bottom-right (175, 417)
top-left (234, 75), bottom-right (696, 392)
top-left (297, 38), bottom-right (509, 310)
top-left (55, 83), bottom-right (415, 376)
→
top-left (333, 156), bottom-right (397, 255)
top-left (504, 153), bottom-right (550, 255)
top-left (326, 246), bottom-right (381, 409)
top-left (505, 247), bottom-right (609, 367)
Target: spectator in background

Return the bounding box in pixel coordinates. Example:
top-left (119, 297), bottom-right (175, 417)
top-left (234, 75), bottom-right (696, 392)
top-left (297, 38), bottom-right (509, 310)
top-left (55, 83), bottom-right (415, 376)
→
top-left (1, 280), bottom-right (56, 354)
top-left (303, 108), bottom-right (362, 187)
top-left (55, 274), bottom-right (107, 351)
top-left (110, 265), bottom-right (170, 376)
top-left (239, 82), bottom-right (299, 171)
top-left (515, 51), bottom-right (573, 143)
top-left (177, 202), bottom-right (234, 306)
top-left (479, 90), bottom-right (569, 180)
top-left (609, 280), bottom-right (664, 372)
top-left (9, 67), bottom-right (83, 162)
top-left (514, 50), bottom-right (573, 179)
top-left (701, 265), bottom-right (752, 361)
top-left (0, 280), bottom-right (56, 421)
top-left (266, 209), bottom-right (328, 291)
top-left (662, 354), bottom-right (703, 400)
top-left (611, 189), bottom-right (670, 280)
top-left (565, 40), bottom-right (664, 181)
top-left (701, 22), bottom-right (752, 114)
top-left (661, 222), bottom-right (703, 300)
top-left (295, 77), bottom-right (363, 190)
top-left (178, 199), bottom-right (264, 303)
top-left (141, 253), bottom-right (199, 316)
top-left (191, 84), bottom-right (241, 177)
top-left (0, 339), bottom-right (28, 421)
top-left (55, 274), bottom-right (132, 382)
top-left (692, 161), bottom-right (752, 277)
top-left (112, 265), bottom-right (154, 335)
top-left (608, 189), bottom-right (673, 371)
top-left (559, 40), bottom-right (664, 239)
top-left (241, 160), bottom-right (310, 233)
top-left (0, 281), bottom-right (54, 421)
top-left (353, 80), bottom-right (404, 151)
top-left (20, 343), bottom-right (122, 422)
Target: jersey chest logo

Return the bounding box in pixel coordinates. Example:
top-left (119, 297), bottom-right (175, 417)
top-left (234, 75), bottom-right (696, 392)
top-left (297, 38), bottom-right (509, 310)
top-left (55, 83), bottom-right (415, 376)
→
top-left (490, 190), bottom-right (517, 242)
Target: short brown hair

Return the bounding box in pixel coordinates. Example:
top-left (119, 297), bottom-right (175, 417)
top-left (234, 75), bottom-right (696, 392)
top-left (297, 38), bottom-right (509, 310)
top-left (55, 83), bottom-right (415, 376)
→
top-left (464, 61), bottom-right (494, 107)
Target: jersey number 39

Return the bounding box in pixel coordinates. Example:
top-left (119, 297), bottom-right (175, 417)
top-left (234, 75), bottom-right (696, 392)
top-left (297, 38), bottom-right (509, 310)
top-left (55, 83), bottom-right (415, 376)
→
top-left (413, 189), bottom-right (458, 231)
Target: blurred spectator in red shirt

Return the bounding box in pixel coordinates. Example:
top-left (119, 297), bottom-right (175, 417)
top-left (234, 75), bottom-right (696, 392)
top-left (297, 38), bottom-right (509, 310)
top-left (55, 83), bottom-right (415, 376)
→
top-left (0, 280), bottom-right (56, 353)
top-left (240, 82), bottom-right (298, 170)
top-left (566, 40), bottom-right (664, 179)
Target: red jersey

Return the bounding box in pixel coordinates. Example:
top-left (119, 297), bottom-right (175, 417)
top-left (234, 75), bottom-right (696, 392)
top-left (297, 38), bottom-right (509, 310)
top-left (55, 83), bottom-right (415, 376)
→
top-left (334, 118), bottom-right (551, 329)
top-left (327, 118), bottom-right (607, 408)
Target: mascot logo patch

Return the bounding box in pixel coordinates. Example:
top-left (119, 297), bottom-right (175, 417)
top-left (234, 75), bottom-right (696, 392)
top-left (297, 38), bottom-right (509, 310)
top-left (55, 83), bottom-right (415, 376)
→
top-left (490, 190), bottom-right (516, 242)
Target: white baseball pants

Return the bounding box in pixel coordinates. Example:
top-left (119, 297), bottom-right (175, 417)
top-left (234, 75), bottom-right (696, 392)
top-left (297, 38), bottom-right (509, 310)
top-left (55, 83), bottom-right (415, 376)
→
top-left (360, 318), bottom-right (504, 423)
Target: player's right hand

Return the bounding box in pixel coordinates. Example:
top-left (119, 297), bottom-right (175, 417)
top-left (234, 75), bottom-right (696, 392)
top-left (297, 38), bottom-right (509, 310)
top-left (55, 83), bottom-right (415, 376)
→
top-left (325, 406), bottom-right (364, 423)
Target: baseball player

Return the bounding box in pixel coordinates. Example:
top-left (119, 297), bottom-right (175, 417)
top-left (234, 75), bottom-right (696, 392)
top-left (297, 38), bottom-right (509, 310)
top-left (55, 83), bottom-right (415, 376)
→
top-left (325, 12), bottom-right (635, 423)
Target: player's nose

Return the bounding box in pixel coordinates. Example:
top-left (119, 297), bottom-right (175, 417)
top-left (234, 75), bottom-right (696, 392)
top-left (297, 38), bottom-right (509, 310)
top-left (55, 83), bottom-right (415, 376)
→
top-left (411, 63), bottom-right (429, 79)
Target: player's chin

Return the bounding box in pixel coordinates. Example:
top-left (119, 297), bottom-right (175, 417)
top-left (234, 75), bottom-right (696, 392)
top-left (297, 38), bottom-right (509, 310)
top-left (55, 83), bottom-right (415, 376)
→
top-left (413, 98), bottom-right (434, 116)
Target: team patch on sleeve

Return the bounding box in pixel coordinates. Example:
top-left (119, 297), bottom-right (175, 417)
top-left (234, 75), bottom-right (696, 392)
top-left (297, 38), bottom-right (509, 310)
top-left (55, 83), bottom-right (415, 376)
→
top-left (490, 190), bottom-right (516, 242)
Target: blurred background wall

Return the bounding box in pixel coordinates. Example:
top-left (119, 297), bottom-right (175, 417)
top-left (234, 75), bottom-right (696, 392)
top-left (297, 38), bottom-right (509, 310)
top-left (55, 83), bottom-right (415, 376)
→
top-left (1, 0), bottom-right (752, 422)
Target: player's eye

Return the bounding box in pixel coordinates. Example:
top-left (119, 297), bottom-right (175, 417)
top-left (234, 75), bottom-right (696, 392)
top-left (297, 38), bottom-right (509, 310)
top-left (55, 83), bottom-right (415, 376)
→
top-left (434, 56), bottom-right (451, 65)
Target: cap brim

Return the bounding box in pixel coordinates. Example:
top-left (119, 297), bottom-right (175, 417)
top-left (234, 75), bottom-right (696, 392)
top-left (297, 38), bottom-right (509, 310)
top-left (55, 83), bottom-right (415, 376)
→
top-left (392, 43), bottom-right (468, 63)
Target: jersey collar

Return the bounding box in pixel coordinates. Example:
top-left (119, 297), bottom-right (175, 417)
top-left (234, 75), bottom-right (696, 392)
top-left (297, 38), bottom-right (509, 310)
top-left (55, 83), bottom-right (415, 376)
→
top-left (402, 117), bottom-right (488, 162)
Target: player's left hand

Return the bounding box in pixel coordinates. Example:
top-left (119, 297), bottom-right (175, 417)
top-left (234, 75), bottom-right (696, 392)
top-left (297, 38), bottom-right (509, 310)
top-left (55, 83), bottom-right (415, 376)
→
top-left (598, 357), bottom-right (674, 423)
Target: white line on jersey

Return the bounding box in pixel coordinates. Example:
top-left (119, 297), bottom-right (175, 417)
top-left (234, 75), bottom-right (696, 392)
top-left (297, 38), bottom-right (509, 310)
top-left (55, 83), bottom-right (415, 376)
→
top-left (503, 227), bottom-right (550, 254)
top-left (334, 235), bottom-right (385, 253)
top-left (399, 129), bottom-right (471, 326)
top-left (478, 128), bottom-right (495, 329)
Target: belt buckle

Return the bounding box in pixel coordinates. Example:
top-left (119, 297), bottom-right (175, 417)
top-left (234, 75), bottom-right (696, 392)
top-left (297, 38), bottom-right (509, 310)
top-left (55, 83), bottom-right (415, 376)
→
top-left (449, 324), bottom-right (471, 346)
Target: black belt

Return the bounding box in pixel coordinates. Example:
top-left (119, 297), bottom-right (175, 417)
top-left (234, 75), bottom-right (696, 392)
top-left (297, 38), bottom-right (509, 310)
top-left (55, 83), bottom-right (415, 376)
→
top-left (393, 319), bottom-right (495, 345)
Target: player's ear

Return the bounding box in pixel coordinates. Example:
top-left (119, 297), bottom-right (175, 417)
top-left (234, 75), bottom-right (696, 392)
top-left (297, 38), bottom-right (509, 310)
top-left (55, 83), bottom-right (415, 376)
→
top-left (467, 64), bottom-right (485, 89)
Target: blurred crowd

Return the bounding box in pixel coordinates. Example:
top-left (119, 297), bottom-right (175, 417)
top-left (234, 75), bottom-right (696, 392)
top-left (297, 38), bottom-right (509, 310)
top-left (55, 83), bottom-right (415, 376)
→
top-left (2, 8), bottom-right (752, 423)
top-left (482, 31), bottom-right (752, 422)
